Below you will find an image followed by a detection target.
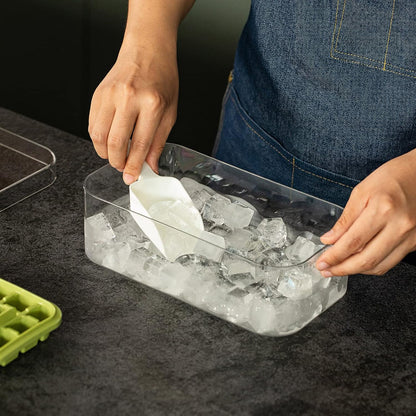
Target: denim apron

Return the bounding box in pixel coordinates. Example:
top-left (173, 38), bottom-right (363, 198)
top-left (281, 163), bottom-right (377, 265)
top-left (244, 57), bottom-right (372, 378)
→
top-left (213, 0), bottom-right (416, 207)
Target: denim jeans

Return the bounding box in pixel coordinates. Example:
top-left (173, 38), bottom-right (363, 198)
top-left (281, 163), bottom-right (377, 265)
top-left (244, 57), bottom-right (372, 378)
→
top-left (214, 0), bottom-right (416, 207)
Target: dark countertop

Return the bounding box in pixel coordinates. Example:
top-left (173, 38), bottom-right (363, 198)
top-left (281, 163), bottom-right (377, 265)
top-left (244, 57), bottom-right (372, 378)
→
top-left (1, 107), bottom-right (415, 416)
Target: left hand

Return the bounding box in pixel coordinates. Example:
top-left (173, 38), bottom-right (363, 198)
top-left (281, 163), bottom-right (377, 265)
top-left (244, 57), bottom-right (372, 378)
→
top-left (315, 149), bottom-right (416, 277)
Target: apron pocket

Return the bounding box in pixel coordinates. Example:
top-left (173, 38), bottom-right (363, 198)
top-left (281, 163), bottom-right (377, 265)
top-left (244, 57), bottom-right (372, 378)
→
top-left (331, 0), bottom-right (416, 79)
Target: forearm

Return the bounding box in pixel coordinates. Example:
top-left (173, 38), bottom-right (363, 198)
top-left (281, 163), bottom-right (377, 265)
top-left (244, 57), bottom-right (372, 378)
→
top-left (89, 0), bottom-right (194, 182)
top-left (120, 0), bottom-right (196, 61)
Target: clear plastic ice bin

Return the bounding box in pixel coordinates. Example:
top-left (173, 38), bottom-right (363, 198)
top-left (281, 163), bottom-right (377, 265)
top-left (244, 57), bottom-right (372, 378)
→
top-left (84, 143), bottom-right (347, 336)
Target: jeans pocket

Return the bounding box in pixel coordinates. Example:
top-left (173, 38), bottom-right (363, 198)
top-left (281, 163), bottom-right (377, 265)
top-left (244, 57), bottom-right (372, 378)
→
top-left (330, 0), bottom-right (416, 79)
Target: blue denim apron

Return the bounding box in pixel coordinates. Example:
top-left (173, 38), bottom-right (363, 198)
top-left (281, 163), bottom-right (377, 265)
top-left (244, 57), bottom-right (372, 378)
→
top-left (213, 0), bottom-right (416, 207)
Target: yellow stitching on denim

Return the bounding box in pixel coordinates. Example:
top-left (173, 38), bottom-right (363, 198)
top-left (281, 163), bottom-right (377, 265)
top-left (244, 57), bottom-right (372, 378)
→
top-left (383, 0), bottom-right (396, 70)
top-left (335, 0), bottom-right (347, 51)
top-left (331, 54), bottom-right (416, 79)
top-left (330, 0), bottom-right (342, 58)
top-left (330, 0), bottom-right (416, 79)
top-left (291, 158), bottom-right (295, 188)
top-left (229, 94), bottom-right (355, 190)
top-left (333, 49), bottom-right (416, 74)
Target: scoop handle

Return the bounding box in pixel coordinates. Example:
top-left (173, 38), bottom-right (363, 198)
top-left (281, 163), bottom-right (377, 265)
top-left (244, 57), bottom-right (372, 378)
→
top-left (139, 162), bottom-right (158, 180)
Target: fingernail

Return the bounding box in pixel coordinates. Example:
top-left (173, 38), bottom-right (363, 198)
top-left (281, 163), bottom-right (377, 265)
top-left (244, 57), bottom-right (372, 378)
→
top-left (321, 270), bottom-right (333, 278)
top-left (321, 230), bottom-right (334, 239)
top-left (123, 173), bottom-right (135, 185)
top-left (316, 261), bottom-right (330, 271)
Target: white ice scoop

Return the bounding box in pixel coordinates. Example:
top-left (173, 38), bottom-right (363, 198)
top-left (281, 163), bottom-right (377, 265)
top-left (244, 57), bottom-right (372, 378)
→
top-left (129, 162), bottom-right (204, 261)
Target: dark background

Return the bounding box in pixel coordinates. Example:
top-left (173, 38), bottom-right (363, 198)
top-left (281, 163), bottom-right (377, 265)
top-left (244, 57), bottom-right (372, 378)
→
top-left (0, 0), bottom-right (250, 155)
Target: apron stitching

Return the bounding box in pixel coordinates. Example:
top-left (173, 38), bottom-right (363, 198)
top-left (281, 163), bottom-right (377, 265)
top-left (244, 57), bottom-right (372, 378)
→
top-left (383, 0), bottom-right (396, 71)
top-left (335, 0), bottom-right (347, 51)
top-left (330, 0), bottom-right (342, 58)
top-left (331, 54), bottom-right (416, 79)
top-left (331, 0), bottom-right (415, 78)
top-left (229, 94), bottom-right (355, 190)
top-left (332, 49), bottom-right (416, 74)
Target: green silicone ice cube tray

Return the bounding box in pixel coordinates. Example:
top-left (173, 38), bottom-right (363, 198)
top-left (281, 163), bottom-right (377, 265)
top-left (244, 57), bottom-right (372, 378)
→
top-left (0, 278), bottom-right (62, 366)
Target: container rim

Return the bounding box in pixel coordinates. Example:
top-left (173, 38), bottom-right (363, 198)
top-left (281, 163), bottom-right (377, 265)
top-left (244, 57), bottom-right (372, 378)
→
top-left (83, 142), bottom-right (340, 269)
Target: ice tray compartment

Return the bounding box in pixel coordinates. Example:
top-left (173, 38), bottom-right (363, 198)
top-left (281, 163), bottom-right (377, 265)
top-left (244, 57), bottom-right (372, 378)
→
top-left (0, 127), bottom-right (56, 212)
top-left (0, 279), bottom-right (62, 366)
top-left (84, 144), bottom-right (348, 336)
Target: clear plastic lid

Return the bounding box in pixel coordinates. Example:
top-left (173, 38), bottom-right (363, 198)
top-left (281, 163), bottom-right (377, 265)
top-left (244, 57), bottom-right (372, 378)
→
top-left (0, 127), bottom-right (56, 212)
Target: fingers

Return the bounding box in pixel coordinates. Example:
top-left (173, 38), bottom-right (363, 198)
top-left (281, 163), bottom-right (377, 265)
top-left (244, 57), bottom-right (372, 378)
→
top-left (89, 100), bottom-right (115, 160)
top-left (122, 106), bottom-right (165, 184)
top-left (316, 204), bottom-right (384, 272)
top-left (107, 109), bottom-right (138, 172)
top-left (146, 112), bottom-right (176, 173)
top-left (363, 240), bottom-right (411, 275)
top-left (319, 228), bottom-right (409, 277)
top-left (89, 88), bottom-right (174, 184)
top-left (320, 187), bottom-right (368, 245)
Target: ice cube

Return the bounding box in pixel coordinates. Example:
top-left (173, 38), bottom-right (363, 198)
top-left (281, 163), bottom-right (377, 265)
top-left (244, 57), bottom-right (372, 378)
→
top-left (103, 204), bottom-right (129, 229)
top-left (124, 248), bottom-right (151, 279)
top-left (254, 265), bottom-right (280, 284)
top-left (201, 194), bottom-right (231, 226)
top-left (246, 281), bottom-right (280, 299)
top-left (180, 177), bottom-right (206, 195)
top-left (102, 242), bottom-right (132, 273)
top-left (257, 217), bottom-right (287, 248)
top-left (205, 291), bottom-right (233, 317)
top-left (278, 268), bottom-right (313, 300)
top-left (191, 189), bottom-right (212, 211)
top-left (85, 213), bottom-right (115, 243)
top-left (285, 236), bottom-right (317, 263)
top-left (273, 299), bottom-right (303, 334)
top-left (228, 273), bottom-right (256, 290)
top-left (182, 279), bottom-right (217, 307)
top-left (113, 221), bottom-right (148, 246)
top-left (180, 177), bottom-right (213, 211)
top-left (259, 248), bottom-right (288, 266)
top-left (159, 263), bottom-right (191, 297)
top-left (194, 231), bottom-right (225, 262)
top-left (177, 254), bottom-right (227, 281)
top-left (143, 254), bottom-right (168, 276)
top-left (227, 260), bottom-right (256, 277)
top-left (223, 201), bottom-right (254, 229)
top-left (209, 224), bottom-right (232, 238)
top-left (303, 262), bottom-right (330, 289)
top-left (219, 291), bottom-right (252, 324)
top-left (248, 298), bottom-right (278, 334)
top-left (225, 228), bottom-right (261, 255)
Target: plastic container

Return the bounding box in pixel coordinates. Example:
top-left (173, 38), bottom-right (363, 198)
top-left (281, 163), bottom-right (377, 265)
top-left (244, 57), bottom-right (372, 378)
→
top-left (0, 278), bottom-right (62, 366)
top-left (84, 144), bottom-right (348, 336)
top-left (0, 127), bottom-right (56, 212)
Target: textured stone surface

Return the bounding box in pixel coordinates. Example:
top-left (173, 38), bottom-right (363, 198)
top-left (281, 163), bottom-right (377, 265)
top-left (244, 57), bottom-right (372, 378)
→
top-left (1, 108), bottom-right (416, 416)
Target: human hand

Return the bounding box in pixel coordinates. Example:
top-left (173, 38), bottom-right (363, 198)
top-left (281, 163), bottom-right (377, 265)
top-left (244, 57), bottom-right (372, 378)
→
top-left (315, 149), bottom-right (416, 277)
top-left (88, 47), bottom-right (178, 184)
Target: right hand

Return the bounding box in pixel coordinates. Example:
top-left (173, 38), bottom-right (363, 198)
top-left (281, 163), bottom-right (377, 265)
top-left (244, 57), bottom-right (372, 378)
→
top-left (88, 47), bottom-right (179, 184)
